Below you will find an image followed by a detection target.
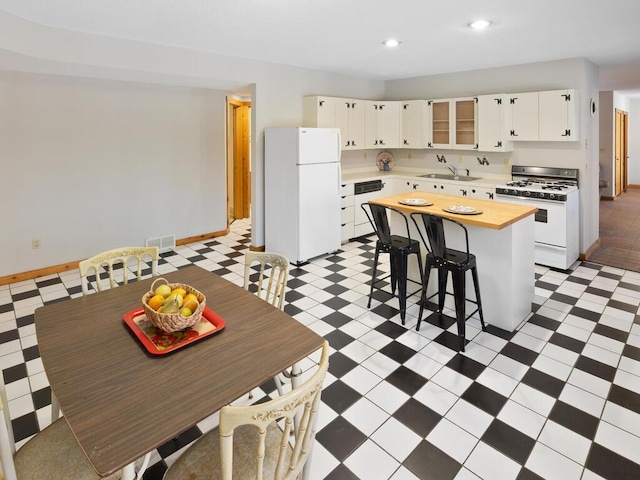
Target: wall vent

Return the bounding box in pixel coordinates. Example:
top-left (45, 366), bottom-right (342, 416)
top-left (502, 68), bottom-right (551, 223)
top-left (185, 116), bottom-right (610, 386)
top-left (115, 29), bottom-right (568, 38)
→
top-left (146, 234), bottom-right (176, 253)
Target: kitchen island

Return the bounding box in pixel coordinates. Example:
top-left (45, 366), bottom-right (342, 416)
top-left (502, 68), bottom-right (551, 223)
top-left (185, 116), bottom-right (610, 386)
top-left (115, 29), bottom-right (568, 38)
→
top-left (369, 191), bottom-right (537, 332)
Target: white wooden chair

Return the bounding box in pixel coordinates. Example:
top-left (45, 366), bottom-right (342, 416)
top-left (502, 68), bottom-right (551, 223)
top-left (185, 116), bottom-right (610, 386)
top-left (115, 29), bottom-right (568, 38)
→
top-left (50, 247), bottom-right (160, 422)
top-left (243, 251), bottom-right (289, 310)
top-left (0, 385), bottom-right (150, 480)
top-left (162, 341), bottom-right (329, 480)
top-left (79, 246), bottom-right (159, 296)
top-left (243, 252), bottom-right (291, 397)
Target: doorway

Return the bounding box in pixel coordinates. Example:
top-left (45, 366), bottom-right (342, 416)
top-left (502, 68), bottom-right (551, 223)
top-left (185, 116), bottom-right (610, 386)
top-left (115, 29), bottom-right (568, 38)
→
top-left (615, 109), bottom-right (629, 196)
top-left (226, 97), bottom-right (251, 223)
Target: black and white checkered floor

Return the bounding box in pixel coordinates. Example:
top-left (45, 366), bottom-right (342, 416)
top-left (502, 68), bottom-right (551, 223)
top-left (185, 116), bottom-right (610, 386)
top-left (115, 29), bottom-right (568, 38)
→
top-left (2, 217), bottom-right (640, 479)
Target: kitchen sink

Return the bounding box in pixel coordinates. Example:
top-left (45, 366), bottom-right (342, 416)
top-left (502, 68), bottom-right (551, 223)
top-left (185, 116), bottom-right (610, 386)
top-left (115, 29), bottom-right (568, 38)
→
top-left (418, 173), bottom-right (482, 182)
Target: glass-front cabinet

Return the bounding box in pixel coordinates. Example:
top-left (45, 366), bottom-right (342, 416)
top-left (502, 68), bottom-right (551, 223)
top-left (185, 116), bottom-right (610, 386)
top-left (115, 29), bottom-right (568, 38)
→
top-left (428, 100), bottom-right (451, 148)
top-left (454, 98), bottom-right (478, 150)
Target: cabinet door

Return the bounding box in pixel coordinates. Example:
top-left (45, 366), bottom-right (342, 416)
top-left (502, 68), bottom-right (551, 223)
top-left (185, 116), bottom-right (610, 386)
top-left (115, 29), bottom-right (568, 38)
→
top-left (477, 95), bottom-right (513, 152)
top-left (428, 100), bottom-right (452, 148)
top-left (348, 99), bottom-right (365, 149)
top-left (453, 98), bottom-right (478, 150)
top-left (508, 92), bottom-right (538, 141)
top-left (364, 100), bottom-right (381, 149)
top-left (439, 183), bottom-right (469, 197)
top-left (539, 89), bottom-right (577, 141)
top-left (334, 99), bottom-right (352, 149)
top-left (401, 101), bottom-right (429, 148)
top-left (303, 96), bottom-right (336, 128)
top-left (378, 101), bottom-right (401, 148)
top-left (469, 186), bottom-right (496, 200)
top-left (411, 179), bottom-right (439, 192)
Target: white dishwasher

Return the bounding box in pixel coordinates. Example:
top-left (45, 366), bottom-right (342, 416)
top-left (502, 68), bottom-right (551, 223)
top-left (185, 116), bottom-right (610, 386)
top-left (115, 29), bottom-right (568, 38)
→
top-left (353, 179), bottom-right (386, 238)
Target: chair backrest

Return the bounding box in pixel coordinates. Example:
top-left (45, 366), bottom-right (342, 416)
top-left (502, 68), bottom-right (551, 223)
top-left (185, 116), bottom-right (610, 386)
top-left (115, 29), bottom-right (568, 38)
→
top-left (411, 213), bottom-right (471, 260)
top-left (361, 203), bottom-right (412, 246)
top-left (243, 252), bottom-right (289, 310)
top-left (218, 341), bottom-right (329, 480)
top-left (0, 360), bottom-right (17, 480)
top-left (79, 246), bottom-right (159, 295)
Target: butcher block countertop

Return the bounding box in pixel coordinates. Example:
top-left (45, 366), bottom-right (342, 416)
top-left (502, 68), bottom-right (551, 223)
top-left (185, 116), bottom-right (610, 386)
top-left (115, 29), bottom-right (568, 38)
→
top-left (370, 191), bottom-right (537, 230)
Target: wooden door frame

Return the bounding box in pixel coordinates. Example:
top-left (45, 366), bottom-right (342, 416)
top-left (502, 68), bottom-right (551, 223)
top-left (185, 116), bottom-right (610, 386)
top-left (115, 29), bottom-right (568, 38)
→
top-left (226, 97), bottom-right (251, 223)
top-left (615, 109), bottom-right (629, 196)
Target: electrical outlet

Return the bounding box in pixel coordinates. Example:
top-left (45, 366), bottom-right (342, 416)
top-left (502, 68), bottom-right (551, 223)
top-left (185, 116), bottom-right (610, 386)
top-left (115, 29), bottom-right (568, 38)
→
top-left (585, 139), bottom-right (589, 150)
top-left (408, 153), bottom-right (412, 160)
top-left (458, 155), bottom-right (463, 163)
top-left (363, 152), bottom-right (367, 160)
top-left (504, 158), bottom-right (510, 166)
top-left (32, 239), bottom-right (41, 249)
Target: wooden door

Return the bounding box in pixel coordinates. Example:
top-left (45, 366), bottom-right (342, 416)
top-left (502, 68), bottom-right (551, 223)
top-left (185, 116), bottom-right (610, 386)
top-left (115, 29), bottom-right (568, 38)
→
top-left (227, 98), bottom-right (251, 221)
top-left (615, 109), bottom-right (624, 196)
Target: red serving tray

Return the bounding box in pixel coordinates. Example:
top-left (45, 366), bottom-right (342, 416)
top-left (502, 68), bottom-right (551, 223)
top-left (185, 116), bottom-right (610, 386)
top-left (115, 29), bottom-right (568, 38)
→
top-left (123, 306), bottom-right (226, 355)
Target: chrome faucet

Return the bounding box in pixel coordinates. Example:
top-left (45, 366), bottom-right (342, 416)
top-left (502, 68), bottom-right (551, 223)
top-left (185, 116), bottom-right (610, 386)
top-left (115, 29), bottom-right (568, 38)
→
top-left (448, 165), bottom-right (458, 177)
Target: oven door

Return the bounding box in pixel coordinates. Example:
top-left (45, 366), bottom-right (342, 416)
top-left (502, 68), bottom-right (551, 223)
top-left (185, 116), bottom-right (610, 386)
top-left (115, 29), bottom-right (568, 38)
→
top-left (496, 195), bottom-right (567, 247)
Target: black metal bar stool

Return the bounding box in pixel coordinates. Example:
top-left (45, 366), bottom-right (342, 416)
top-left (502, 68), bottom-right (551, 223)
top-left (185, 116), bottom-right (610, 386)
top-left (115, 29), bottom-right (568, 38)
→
top-left (361, 203), bottom-right (424, 325)
top-left (411, 212), bottom-right (486, 352)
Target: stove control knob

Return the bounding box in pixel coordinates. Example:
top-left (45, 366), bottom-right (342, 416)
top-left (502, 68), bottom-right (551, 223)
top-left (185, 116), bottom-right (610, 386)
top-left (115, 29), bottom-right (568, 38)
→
top-left (549, 193), bottom-right (556, 200)
top-left (511, 189), bottom-right (518, 195)
top-left (539, 192), bottom-right (546, 199)
top-left (525, 191), bottom-right (531, 196)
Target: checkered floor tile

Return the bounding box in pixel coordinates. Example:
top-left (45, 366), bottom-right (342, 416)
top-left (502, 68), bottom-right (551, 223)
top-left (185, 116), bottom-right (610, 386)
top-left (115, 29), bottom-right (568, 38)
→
top-left (2, 217), bottom-right (640, 479)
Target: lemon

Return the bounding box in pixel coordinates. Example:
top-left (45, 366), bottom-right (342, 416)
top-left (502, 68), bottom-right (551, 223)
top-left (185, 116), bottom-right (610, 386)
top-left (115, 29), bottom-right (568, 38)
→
top-left (180, 306), bottom-right (193, 317)
top-left (154, 284), bottom-right (172, 298)
top-left (147, 294), bottom-right (165, 311)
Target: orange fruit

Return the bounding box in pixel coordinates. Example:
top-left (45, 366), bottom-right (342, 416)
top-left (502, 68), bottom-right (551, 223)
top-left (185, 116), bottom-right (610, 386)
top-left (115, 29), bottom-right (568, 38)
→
top-left (171, 287), bottom-right (187, 298)
top-left (147, 294), bottom-right (165, 311)
top-left (183, 293), bottom-right (198, 307)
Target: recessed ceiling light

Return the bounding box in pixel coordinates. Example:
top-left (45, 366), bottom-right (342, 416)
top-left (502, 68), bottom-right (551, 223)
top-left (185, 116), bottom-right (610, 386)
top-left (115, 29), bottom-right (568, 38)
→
top-left (469, 19), bottom-right (492, 30)
top-left (383, 39), bottom-right (401, 47)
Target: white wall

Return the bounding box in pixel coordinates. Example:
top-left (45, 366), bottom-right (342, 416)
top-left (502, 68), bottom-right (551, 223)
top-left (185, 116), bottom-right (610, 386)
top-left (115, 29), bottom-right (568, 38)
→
top-left (0, 11), bottom-right (384, 277)
top-left (384, 58), bottom-right (600, 255)
top-left (629, 99), bottom-right (640, 185)
top-left (0, 71), bottom-right (228, 276)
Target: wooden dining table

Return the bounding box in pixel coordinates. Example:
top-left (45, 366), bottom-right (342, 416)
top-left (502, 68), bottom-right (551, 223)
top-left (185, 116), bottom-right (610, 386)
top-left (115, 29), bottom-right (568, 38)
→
top-left (34, 265), bottom-right (324, 479)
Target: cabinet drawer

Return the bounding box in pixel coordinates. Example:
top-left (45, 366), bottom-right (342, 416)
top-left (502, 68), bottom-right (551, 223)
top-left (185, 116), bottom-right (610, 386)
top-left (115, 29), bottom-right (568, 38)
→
top-left (354, 222), bottom-right (374, 238)
top-left (341, 222), bottom-right (354, 243)
top-left (341, 205), bottom-right (354, 223)
top-left (341, 194), bottom-right (354, 208)
top-left (340, 183), bottom-right (354, 195)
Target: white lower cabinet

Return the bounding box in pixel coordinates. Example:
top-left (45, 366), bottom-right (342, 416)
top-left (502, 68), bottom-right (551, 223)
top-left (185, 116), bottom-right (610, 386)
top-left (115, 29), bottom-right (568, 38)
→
top-left (340, 183), bottom-right (355, 243)
top-left (438, 183), bottom-right (470, 197)
top-left (469, 186), bottom-right (496, 200)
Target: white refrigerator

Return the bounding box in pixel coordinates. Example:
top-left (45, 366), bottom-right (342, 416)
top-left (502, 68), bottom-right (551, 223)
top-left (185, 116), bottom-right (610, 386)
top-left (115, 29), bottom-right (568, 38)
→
top-left (265, 127), bottom-right (341, 265)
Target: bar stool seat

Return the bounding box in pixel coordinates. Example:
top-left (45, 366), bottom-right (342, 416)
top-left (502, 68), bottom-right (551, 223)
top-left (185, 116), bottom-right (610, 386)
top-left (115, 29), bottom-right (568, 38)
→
top-left (362, 203), bottom-right (423, 325)
top-left (411, 212), bottom-right (486, 351)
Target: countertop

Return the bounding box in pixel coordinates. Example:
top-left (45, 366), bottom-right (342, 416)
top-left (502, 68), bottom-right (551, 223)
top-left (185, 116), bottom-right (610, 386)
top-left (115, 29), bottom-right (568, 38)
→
top-left (370, 191), bottom-right (537, 230)
top-left (341, 167), bottom-right (509, 188)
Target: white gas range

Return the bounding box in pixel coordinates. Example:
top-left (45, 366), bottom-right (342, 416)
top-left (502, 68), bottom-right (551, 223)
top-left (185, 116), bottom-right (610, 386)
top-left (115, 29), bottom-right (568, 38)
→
top-left (495, 166), bottom-right (579, 270)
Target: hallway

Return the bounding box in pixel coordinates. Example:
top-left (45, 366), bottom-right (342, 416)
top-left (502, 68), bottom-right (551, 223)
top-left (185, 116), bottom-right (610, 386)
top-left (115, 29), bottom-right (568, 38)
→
top-left (590, 189), bottom-right (640, 271)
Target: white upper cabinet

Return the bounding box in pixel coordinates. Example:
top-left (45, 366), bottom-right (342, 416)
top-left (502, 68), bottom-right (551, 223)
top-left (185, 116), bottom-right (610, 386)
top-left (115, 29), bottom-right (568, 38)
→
top-left (539, 89), bottom-right (578, 141)
top-left (428, 99), bottom-right (452, 148)
top-left (303, 96), bottom-right (364, 150)
top-left (401, 100), bottom-right (429, 149)
top-left (477, 94), bottom-right (513, 152)
top-left (453, 97), bottom-right (478, 150)
top-left (303, 96), bottom-right (337, 128)
top-left (335, 99), bottom-right (365, 150)
top-left (364, 100), bottom-right (401, 149)
top-left (507, 92), bottom-right (539, 141)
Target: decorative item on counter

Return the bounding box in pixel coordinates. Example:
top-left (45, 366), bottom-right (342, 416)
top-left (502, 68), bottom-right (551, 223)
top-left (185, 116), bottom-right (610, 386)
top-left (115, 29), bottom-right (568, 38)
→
top-left (437, 154), bottom-right (447, 163)
top-left (376, 151), bottom-right (395, 171)
top-left (142, 278), bottom-right (207, 332)
top-left (477, 156), bottom-right (490, 165)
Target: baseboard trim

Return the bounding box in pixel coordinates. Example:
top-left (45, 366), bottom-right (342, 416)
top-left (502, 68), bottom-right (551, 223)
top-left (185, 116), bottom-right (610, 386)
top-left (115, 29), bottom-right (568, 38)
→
top-left (600, 196), bottom-right (615, 201)
top-left (0, 228), bottom-right (232, 286)
top-left (250, 245), bottom-right (265, 252)
top-left (581, 238), bottom-right (601, 261)
top-left (628, 184), bottom-right (640, 189)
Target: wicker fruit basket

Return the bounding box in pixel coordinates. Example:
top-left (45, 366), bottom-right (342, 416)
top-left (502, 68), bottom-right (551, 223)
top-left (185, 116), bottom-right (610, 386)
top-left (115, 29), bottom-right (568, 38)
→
top-left (142, 278), bottom-right (206, 333)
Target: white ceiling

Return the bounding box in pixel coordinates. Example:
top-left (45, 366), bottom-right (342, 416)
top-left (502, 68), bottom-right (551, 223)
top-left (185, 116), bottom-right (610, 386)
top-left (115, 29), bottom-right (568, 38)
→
top-left (2, 0), bottom-right (640, 94)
